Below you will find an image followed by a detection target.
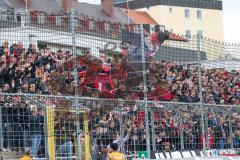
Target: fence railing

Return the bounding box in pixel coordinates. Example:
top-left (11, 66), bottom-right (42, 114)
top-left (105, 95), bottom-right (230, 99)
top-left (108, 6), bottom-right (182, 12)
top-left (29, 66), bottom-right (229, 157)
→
top-left (0, 11), bottom-right (240, 159)
top-left (0, 94), bottom-right (240, 159)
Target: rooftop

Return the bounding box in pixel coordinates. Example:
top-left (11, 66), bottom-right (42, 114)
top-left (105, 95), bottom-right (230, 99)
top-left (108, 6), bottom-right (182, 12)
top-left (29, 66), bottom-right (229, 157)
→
top-left (72, 2), bottom-right (131, 23)
top-left (121, 8), bottom-right (158, 25)
top-left (0, 0), bottom-right (133, 24)
top-left (0, 0), bottom-right (9, 9)
top-left (114, 0), bottom-right (223, 10)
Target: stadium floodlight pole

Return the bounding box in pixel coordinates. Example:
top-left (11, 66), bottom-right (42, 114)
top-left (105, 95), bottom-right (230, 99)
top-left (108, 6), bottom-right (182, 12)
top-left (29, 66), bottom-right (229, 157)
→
top-left (71, 10), bottom-right (82, 160)
top-left (140, 24), bottom-right (151, 159)
top-left (197, 36), bottom-right (206, 155)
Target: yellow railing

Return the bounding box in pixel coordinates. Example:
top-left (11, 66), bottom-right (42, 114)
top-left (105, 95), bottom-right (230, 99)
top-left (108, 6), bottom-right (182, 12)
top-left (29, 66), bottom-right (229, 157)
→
top-left (46, 107), bottom-right (90, 160)
top-left (47, 107), bottom-right (55, 160)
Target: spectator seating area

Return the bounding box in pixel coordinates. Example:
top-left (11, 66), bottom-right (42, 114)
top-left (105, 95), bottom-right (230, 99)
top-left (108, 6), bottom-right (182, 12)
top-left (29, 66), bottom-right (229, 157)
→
top-left (0, 40), bottom-right (240, 159)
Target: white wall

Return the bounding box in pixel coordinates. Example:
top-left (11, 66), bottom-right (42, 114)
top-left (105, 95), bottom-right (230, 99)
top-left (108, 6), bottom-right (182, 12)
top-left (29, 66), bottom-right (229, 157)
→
top-left (0, 26), bottom-right (122, 57)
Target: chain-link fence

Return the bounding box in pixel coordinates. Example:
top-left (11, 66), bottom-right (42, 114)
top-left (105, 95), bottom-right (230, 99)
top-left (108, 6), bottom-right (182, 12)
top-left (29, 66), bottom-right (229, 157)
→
top-left (0, 94), bottom-right (240, 159)
top-left (0, 11), bottom-right (240, 159)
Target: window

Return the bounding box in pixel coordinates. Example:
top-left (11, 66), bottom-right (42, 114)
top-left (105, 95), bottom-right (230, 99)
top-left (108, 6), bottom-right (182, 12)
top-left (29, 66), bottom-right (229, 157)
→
top-left (134, 25), bottom-right (139, 34)
top-left (169, 7), bottom-right (173, 13)
top-left (170, 28), bottom-right (174, 33)
top-left (6, 13), bottom-right (13, 21)
top-left (185, 9), bottom-right (190, 18)
top-left (37, 13), bottom-right (46, 24)
top-left (197, 30), bottom-right (203, 38)
top-left (89, 20), bottom-right (96, 30)
top-left (150, 24), bottom-right (155, 35)
top-left (159, 25), bottom-right (165, 32)
top-left (105, 22), bottom-right (110, 33)
top-left (16, 14), bottom-right (21, 23)
top-left (0, 13), bottom-right (5, 20)
top-left (197, 10), bottom-right (202, 19)
top-left (56, 16), bottom-right (62, 26)
top-left (5, 9), bottom-right (14, 21)
top-left (186, 30), bottom-right (191, 38)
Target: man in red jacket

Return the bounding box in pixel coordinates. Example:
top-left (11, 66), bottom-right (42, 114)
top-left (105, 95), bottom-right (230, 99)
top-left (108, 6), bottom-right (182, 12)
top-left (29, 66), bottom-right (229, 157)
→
top-left (147, 30), bottom-right (170, 58)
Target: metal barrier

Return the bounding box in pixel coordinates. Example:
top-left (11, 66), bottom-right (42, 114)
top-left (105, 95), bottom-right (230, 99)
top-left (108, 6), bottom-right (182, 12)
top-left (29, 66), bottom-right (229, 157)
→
top-left (0, 94), bottom-right (239, 159)
top-left (0, 94), bottom-right (91, 160)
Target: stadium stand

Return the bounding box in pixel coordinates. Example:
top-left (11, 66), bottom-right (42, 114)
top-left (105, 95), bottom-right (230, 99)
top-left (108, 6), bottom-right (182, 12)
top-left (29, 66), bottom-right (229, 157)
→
top-left (0, 39), bottom-right (240, 159)
top-left (0, 1), bottom-right (239, 158)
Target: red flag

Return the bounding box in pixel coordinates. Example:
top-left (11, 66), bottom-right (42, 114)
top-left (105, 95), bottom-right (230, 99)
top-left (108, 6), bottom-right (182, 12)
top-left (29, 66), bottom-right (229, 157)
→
top-left (148, 85), bottom-right (174, 101)
top-left (93, 74), bottom-right (115, 97)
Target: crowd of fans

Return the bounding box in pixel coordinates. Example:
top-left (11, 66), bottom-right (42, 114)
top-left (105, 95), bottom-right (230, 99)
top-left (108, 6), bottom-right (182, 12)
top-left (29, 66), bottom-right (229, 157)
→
top-left (1, 39), bottom-right (240, 104)
top-left (0, 39), bottom-right (240, 159)
top-left (88, 100), bottom-right (240, 159)
top-left (146, 60), bottom-right (240, 105)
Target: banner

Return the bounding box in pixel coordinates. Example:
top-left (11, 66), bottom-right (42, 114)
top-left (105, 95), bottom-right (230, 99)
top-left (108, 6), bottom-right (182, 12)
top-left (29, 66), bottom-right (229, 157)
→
top-left (137, 151), bottom-right (149, 159)
top-left (149, 149), bottom-right (240, 159)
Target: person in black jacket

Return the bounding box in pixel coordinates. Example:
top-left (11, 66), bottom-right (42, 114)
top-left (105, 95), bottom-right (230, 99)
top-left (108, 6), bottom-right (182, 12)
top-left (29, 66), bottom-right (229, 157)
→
top-left (0, 45), bottom-right (5, 57)
top-left (8, 100), bottom-right (21, 151)
top-left (19, 102), bottom-right (31, 149)
top-left (29, 105), bottom-right (44, 158)
top-left (55, 114), bottom-right (74, 159)
top-left (189, 90), bottom-right (200, 103)
top-left (178, 90), bottom-right (191, 103)
top-left (214, 119), bottom-right (227, 149)
top-left (1, 96), bottom-right (10, 151)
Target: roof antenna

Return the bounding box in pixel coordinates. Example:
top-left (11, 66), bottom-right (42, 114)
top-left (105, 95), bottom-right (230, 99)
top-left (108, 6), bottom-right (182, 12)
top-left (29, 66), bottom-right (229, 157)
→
top-left (127, 0), bottom-right (129, 26)
top-left (25, 0), bottom-right (28, 13)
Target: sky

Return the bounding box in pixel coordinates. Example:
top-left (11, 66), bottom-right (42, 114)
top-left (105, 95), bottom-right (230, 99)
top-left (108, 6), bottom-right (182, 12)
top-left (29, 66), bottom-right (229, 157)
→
top-left (223, 0), bottom-right (240, 43)
top-left (78, 0), bottom-right (240, 43)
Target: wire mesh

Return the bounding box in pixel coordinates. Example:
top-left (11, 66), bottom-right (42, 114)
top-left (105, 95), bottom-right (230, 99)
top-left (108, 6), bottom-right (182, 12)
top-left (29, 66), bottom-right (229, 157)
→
top-left (0, 11), bottom-right (239, 160)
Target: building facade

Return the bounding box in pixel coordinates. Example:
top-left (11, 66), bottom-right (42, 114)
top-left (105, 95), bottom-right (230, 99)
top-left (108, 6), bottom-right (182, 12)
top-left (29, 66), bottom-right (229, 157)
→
top-left (0, 0), bottom-right (206, 61)
top-left (114, 0), bottom-right (224, 41)
top-left (0, 0), bottom-right (135, 58)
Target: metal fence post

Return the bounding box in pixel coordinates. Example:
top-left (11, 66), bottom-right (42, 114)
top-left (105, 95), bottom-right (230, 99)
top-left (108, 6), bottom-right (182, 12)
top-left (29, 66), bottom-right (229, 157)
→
top-left (180, 110), bottom-right (184, 151)
top-left (151, 111), bottom-right (156, 151)
top-left (71, 10), bottom-right (82, 160)
top-left (43, 106), bottom-right (49, 160)
top-left (197, 36), bottom-right (206, 155)
top-left (140, 24), bottom-right (151, 159)
top-left (205, 113), bottom-right (210, 150)
top-left (119, 105), bottom-right (124, 153)
top-left (229, 112), bottom-right (234, 149)
top-left (0, 105), bottom-right (3, 160)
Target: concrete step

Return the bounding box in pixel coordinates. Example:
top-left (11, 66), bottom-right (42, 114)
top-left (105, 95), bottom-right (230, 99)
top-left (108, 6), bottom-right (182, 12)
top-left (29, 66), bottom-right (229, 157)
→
top-left (0, 151), bottom-right (23, 160)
